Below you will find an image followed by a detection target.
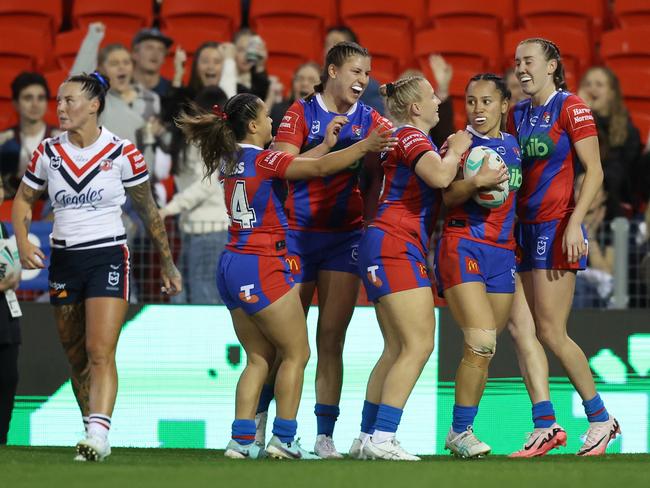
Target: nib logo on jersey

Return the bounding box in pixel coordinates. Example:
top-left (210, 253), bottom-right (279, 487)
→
top-left (521, 134), bottom-right (555, 159)
top-left (54, 187), bottom-right (104, 209)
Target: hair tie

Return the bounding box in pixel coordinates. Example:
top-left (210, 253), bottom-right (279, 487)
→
top-left (90, 71), bottom-right (109, 89)
top-left (386, 83), bottom-right (395, 97)
top-left (212, 104), bottom-right (228, 121)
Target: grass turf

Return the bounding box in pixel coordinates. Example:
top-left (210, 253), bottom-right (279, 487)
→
top-left (1, 446), bottom-right (647, 488)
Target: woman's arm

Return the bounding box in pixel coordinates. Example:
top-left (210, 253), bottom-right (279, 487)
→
top-left (566, 136), bottom-right (604, 263)
top-left (70, 22), bottom-right (104, 75)
top-left (126, 181), bottom-right (182, 295)
top-left (11, 182), bottom-right (46, 269)
top-left (414, 131), bottom-right (473, 189)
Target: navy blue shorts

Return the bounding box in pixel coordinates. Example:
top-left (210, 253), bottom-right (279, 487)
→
top-left (284, 229), bottom-right (362, 283)
top-left (48, 244), bottom-right (131, 305)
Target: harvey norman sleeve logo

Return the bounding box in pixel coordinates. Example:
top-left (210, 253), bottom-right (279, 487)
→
top-left (279, 111), bottom-right (299, 134)
top-left (568, 104), bottom-right (595, 130)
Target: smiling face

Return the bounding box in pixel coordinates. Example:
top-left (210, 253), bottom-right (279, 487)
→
top-left (56, 82), bottom-right (99, 131)
top-left (514, 42), bottom-right (556, 99)
top-left (15, 84), bottom-right (48, 124)
top-left (466, 79), bottom-right (508, 138)
top-left (196, 47), bottom-right (223, 87)
top-left (326, 54), bottom-right (371, 108)
top-left (100, 48), bottom-right (133, 92)
top-left (580, 68), bottom-right (613, 116)
top-left (417, 79), bottom-right (440, 128)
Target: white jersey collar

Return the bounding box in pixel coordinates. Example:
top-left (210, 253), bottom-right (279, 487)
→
top-left (238, 143), bottom-right (264, 150)
top-left (465, 125), bottom-right (504, 140)
top-left (315, 93), bottom-right (358, 116)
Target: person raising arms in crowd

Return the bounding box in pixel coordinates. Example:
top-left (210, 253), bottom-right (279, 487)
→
top-left (434, 74), bottom-right (518, 458)
top-left (507, 38), bottom-right (619, 457)
top-left (352, 76), bottom-right (472, 460)
top-left (265, 41), bottom-right (392, 458)
top-left (176, 93), bottom-right (395, 460)
top-left (11, 73), bottom-right (182, 461)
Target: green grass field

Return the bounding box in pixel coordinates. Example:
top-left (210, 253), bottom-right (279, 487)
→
top-left (1, 447), bottom-right (648, 488)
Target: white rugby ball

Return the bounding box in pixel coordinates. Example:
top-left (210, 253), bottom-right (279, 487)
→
top-left (462, 145), bottom-right (509, 208)
top-left (0, 238), bottom-right (21, 284)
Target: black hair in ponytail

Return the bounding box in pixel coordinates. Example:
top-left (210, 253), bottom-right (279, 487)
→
top-left (65, 71), bottom-right (110, 115)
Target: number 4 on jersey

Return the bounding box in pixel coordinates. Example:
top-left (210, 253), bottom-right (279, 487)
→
top-left (231, 180), bottom-right (257, 228)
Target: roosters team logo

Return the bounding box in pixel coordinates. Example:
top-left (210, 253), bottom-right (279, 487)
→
top-left (100, 159), bottom-right (113, 171)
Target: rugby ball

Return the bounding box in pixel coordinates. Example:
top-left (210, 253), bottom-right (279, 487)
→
top-left (462, 146), bottom-right (509, 208)
top-left (0, 238), bottom-right (21, 284)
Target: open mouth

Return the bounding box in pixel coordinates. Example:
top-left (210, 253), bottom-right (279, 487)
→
top-left (473, 116), bottom-right (487, 125)
top-left (351, 85), bottom-right (363, 96)
top-left (519, 75), bottom-right (532, 84)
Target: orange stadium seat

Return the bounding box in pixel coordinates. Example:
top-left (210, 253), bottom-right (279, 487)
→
top-left (0, 27), bottom-right (48, 74)
top-left (613, 0), bottom-right (650, 28)
top-left (250, 1), bottom-right (337, 37)
top-left (518, 0), bottom-right (606, 43)
top-left (428, 0), bottom-right (516, 34)
top-left (55, 29), bottom-right (133, 72)
top-left (601, 27), bottom-right (650, 71)
top-left (0, 0), bottom-right (62, 42)
top-left (72, 0), bottom-right (152, 35)
top-left (447, 67), bottom-right (475, 130)
top-left (630, 112), bottom-right (650, 144)
top-left (159, 27), bottom-right (229, 84)
top-left (160, 0), bottom-right (241, 40)
top-left (503, 28), bottom-right (592, 82)
top-left (415, 27), bottom-right (500, 75)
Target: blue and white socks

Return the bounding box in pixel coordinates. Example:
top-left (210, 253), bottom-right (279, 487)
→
top-left (87, 413), bottom-right (111, 441)
top-left (371, 404), bottom-right (403, 444)
top-left (272, 417), bottom-right (297, 444)
top-left (452, 405), bottom-right (479, 434)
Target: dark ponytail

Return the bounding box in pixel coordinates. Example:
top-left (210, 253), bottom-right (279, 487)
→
top-left (65, 71), bottom-right (110, 115)
top-left (315, 41), bottom-right (369, 93)
top-left (465, 73), bottom-right (511, 100)
top-left (520, 38), bottom-right (568, 91)
top-left (175, 93), bottom-right (261, 178)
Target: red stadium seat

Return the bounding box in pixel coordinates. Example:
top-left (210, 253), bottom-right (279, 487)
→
top-left (354, 25), bottom-right (412, 82)
top-left (0, 0), bottom-right (62, 42)
top-left (428, 0), bottom-right (516, 33)
top-left (518, 0), bottom-right (606, 43)
top-left (340, 0), bottom-right (426, 56)
top-left (250, 1), bottom-right (337, 38)
top-left (613, 0), bottom-right (650, 28)
top-left (262, 29), bottom-right (321, 96)
top-left (159, 28), bottom-right (228, 84)
top-left (160, 0), bottom-right (241, 40)
top-left (616, 67), bottom-right (650, 116)
top-left (503, 28), bottom-right (592, 82)
top-left (0, 71), bottom-right (19, 130)
top-left (55, 29), bottom-right (133, 72)
top-left (601, 27), bottom-right (650, 71)
top-left (629, 112), bottom-right (650, 144)
top-left (72, 0), bottom-right (152, 35)
top-left (415, 27), bottom-right (501, 75)
top-left (0, 27), bottom-right (48, 74)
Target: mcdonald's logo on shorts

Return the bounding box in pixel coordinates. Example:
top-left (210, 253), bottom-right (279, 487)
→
top-left (465, 257), bottom-right (480, 274)
top-left (285, 255), bottom-right (301, 275)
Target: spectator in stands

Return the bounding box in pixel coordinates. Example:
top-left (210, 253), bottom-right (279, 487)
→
top-left (233, 28), bottom-right (271, 101)
top-left (270, 62), bottom-right (321, 134)
top-left (159, 86), bottom-right (230, 304)
top-left (579, 66), bottom-right (641, 219)
top-left (573, 174), bottom-right (613, 308)
top-left (0, 223), bottom-right (21, 445)
top-left (131, 28), bottom-right (174, 100)
top-left (324, 26), bottom-right (384, 114)
top-left (71, 23), bottom-right (168, 163)
top-left (0, 73), bottom-right (59, 200)
top-left (504, 68), bottom-right (527, 108)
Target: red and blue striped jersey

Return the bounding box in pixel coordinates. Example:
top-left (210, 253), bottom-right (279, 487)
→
top-left (275, 93), bottom-right (391, 231)
top-left (443, 127), bottom-right (522, 250)
top-left (221, 145), bottom-right (295, 256)
top-left (371, 126), bottom-right (442, 255)
top-left (507, 91), bottom-right (597, 223)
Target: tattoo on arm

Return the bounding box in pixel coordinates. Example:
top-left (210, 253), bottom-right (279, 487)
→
top-left (126, 181), bottom-right (178, 276)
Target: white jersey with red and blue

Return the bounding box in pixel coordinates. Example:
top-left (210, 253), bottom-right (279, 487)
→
top-left (372, 126), bottom-right (442, 256)
top-left (507, 91), bottom-right (597, 223)
top-left (443, 126), bottom-right (522, 250)
top-left (275, 93), bottom-right (391, 231)
top-left (221, 145), bottom-right (295, 256)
